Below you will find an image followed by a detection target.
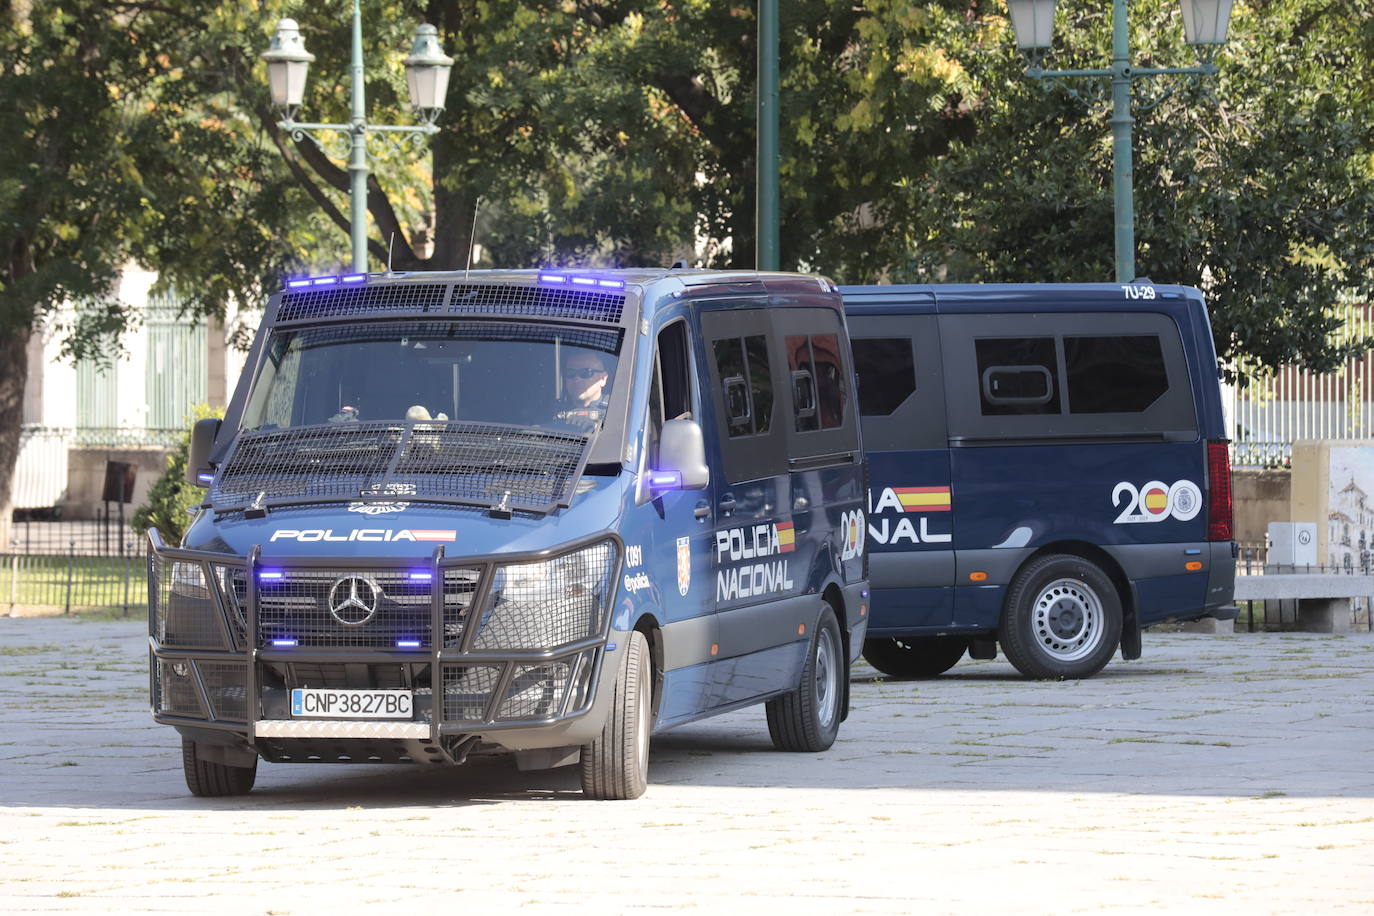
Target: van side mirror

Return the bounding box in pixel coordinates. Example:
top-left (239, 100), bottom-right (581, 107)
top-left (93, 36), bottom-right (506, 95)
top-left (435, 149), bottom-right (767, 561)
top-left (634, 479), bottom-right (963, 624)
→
top-left (185, 417), bottom-right (222, 487)
top-left (649, 418), bottom-right (709, 491)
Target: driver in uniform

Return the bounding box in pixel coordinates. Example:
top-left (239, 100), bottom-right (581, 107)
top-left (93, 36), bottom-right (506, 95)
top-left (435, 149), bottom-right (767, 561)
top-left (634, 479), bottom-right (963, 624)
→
top-left (554, 350), bottom-right (611, 431)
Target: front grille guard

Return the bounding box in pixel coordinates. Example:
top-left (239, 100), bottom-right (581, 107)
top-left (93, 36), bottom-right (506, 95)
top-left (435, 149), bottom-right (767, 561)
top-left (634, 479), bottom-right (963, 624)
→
top-left (146, 529), bottom-right (622, 743)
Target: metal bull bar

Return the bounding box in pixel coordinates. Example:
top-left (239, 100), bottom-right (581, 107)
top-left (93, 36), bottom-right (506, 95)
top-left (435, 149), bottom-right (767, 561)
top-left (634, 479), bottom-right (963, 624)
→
top-left (146, 529), bottom-right (622, 750)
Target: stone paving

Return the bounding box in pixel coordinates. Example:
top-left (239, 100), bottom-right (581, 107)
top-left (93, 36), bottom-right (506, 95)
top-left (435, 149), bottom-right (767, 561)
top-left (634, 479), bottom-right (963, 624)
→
top-left (0, 616), bottom-right (1371, 913)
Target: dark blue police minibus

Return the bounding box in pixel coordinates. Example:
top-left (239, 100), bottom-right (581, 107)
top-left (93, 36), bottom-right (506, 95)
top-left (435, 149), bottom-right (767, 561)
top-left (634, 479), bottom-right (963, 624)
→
top-left (148, 268), bottom-right (868, 799)
top-left (843, 282), bottom-right (1237, 680)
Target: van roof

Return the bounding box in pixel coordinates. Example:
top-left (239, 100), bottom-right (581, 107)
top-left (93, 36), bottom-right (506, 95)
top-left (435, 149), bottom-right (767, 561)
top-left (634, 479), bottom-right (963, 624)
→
top-left (283, 267), bottom-right (835, 291)
top-left (839, 282), bottom-right (1204, 315)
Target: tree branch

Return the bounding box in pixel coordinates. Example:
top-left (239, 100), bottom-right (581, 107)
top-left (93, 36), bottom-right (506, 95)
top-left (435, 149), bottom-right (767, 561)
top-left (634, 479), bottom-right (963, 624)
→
top-left (257, 104), bottom-right (353, 238)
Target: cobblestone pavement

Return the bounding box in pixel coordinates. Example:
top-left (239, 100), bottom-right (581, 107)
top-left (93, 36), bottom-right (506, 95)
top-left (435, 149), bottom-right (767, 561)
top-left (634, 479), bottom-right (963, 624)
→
top-left (0, 617), bottom-right (1371, 914)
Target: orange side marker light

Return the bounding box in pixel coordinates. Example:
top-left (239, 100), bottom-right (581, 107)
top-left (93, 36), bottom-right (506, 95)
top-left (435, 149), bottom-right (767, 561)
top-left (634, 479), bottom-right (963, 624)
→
top-left (1185, 561), bottom-right (1203, 571)
top-left (969, 571), bottom-right (988, 582)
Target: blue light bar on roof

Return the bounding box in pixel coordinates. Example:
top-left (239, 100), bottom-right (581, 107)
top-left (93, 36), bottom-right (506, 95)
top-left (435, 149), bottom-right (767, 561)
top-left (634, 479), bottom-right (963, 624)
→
top-left (538, 273), bottom-right (625, 290)
top-left (285, 273), bottom-right (369, 290)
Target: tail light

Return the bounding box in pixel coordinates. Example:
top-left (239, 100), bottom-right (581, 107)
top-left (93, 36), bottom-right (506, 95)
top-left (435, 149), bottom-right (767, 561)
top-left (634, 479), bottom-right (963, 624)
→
top-left (1206, 440), bottom-right (1233, 541)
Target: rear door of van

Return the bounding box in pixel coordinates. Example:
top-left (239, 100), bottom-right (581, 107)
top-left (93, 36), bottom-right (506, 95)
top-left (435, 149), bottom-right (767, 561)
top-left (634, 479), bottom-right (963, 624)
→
top-left (845, 294), bottom-right (957, 633)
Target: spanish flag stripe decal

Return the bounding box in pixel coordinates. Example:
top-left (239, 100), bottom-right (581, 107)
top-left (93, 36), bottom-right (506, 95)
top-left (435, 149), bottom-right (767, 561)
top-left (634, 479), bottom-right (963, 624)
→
top-left (410, 530), bottom-right (457, 541)
top-left (776, 521), bottom-right (796, 552)
top-left (892, 485), bottom-right (952, 513)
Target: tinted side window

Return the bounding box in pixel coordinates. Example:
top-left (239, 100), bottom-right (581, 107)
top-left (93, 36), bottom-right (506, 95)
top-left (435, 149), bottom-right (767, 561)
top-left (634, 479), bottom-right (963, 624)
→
top-left (647, 320), bottom-right (693, 468)
top-left (811, 333), bottom-right (845, 430)
top-left (853, 338), bottom-right (916, 416)
top-left (712, 337), bottom-right (751, 437)
top-left (787, 333), bottom-right (846, 431)
top-left (785, 335), bottom-right (818, 432)
top-left (701, 307), bottom-right (787, 483)
top-left (713, 335), bottom-right (773, 438)
top-left (1065, 335), bottom-right (1167, 413)
top-left (976, 337), bottom-right (1061, 415)
top-left (744, 335), bottom-right (773, 434)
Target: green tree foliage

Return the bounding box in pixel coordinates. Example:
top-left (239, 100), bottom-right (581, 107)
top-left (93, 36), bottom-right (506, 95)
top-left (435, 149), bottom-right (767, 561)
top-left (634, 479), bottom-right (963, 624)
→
top-left (132, 405), bottom-right (224, 545)
top-left (0, 0), bottom-right (342, 547)
top-left (900, 0), bottom-right (1374, 375)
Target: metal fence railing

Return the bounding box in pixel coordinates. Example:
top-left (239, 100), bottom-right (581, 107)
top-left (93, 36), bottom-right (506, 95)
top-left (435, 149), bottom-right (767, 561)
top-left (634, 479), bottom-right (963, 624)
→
top-left (1234, 541), bottom-right (1373, 632)
top-left (2, 551), bottom-right (147, 616)
top-left (4, 520), bottom-right (147, 616)
top-left (1228, 302), bottom-right (1373, 469)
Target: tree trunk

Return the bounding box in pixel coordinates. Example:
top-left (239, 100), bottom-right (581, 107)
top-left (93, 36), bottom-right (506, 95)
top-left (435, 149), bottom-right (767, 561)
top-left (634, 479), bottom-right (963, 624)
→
top-left (0, 324), bottom-right (32, 556)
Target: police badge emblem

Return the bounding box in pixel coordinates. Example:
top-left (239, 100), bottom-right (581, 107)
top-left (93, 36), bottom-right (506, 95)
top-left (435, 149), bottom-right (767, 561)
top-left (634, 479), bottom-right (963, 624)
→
top-left (676, 536), bottom-right (691, 596)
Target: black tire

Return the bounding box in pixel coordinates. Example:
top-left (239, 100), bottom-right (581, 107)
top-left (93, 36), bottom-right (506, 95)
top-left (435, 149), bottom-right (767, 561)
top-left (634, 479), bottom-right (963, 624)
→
top-left (999, 554), bottom-right (1123, 680)
top-left (181, 739), bottom-right (257, 797)
top-left (580, 630), bottom-right (652, 800)
top-left (862, 636), bottom-right (969, 678)
top-left (767, 604), bottom-right (843, 752)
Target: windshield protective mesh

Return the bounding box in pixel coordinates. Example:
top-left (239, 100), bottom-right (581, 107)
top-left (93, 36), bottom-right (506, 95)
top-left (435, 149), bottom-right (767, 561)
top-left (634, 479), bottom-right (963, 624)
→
top-left (278, 283), bottom-right (448, 322)
top-left (449, 283), bottom-right (624, 324)
top-left (210, 421), bottom-right (589, 514)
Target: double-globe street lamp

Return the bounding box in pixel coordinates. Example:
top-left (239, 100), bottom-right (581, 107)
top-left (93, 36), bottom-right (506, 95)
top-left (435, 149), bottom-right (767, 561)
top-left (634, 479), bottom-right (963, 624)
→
top-left (262, 2), bottom-right (454, 272)
top-left (1006, 0), bottom-right (1234, 283)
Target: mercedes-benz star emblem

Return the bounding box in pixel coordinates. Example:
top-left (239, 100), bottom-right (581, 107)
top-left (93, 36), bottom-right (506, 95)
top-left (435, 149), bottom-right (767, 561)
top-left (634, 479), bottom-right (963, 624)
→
top-left (328, 576), bottom-right (381, 626)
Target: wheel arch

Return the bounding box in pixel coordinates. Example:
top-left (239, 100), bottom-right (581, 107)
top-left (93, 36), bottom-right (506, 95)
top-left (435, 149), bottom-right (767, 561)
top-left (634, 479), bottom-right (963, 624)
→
top-left (819, 581), bottom-right (850, 722)
top-left (631, 611), bottom-right (664, 721)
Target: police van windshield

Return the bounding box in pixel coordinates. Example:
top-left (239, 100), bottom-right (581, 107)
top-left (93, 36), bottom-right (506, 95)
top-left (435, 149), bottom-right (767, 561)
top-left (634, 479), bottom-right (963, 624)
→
top-left (242, 320), bottom-right (621, 434)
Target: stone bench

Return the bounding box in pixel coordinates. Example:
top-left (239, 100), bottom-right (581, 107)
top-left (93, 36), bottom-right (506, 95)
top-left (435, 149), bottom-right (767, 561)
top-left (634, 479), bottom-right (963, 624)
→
top-left (1231, 574), bottom-right (1374, 633)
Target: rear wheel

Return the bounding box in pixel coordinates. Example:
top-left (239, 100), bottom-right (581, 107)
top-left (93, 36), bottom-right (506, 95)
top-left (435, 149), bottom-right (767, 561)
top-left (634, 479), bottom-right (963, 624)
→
top-left (767, 605), bottom-right (843, 752)
top-left (862, 636), bottom-right (969, 678)
top-left (580, 630), bottom-right (651, 800)
top-left (181, 739), bottom-right (257, 797)
top-left (1000, 554), bottom-right (1122, 680)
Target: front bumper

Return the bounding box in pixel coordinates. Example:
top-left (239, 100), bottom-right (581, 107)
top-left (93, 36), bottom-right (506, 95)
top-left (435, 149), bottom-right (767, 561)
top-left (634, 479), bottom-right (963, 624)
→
top-left (147, 530), bottom-right (622, 763)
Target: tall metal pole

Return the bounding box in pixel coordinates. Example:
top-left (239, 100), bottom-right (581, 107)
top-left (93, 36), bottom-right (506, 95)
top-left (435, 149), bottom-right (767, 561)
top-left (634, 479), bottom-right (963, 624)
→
top-left (756, 0), bottom-right (779, 271)
top-left (1109, 0), bottom-right (1135, 284)
top-left (348, 0), bottom-right (369, 272)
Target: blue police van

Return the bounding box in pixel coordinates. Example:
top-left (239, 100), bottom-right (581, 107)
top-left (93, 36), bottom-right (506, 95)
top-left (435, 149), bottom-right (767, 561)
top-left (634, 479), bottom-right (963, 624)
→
top-left (148, 268), bottom-right (868, 799)
top-left (842, 282), bottom-right (1237, 680)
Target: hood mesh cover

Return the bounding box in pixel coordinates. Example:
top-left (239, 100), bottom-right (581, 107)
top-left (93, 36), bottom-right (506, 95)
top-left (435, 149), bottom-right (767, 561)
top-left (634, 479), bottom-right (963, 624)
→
top-left (210, 421), bottom-right (589, 514)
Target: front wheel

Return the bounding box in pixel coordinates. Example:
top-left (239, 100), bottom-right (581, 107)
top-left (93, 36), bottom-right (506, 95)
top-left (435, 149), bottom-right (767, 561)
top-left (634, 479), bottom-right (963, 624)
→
top-left (182, 739), bottom-right (256, 797)
top-left (767, 605), bottom-right (843, 752)
top-left (862, 636), bottom-right (969, 678)
top-left (580, 630), bottom-right (652, 800)
top-left (999, 554), bottom-right (1122, 680)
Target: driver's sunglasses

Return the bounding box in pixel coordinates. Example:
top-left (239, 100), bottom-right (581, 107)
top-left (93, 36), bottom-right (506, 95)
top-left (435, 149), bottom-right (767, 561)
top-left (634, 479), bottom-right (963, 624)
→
top-left (564, 367), bottom-right (605, 379)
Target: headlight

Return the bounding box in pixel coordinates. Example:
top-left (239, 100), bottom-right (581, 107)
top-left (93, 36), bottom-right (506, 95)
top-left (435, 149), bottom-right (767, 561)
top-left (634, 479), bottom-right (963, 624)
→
top-left (500, 541), bottom-right (615, 605)
top-left (169, 561), bottom-right (211, 600)
top-left (475, 541), bottom-right (618, 651)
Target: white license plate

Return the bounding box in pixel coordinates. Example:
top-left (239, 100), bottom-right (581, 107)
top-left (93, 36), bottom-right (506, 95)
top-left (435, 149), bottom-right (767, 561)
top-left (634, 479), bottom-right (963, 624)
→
top-left (290, 688), bottom-right (413, 719)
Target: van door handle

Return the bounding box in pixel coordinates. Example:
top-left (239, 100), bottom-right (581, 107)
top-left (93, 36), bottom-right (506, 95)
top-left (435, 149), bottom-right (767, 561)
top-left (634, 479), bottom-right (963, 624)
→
top-left (718, 495), bottom-right (737, 514)
top-left (693, 501), bottom-right (711, 520)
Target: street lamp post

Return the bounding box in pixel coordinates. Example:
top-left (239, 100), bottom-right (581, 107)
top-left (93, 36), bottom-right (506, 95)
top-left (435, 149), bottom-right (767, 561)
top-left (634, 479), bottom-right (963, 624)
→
top-left (757, 0), bottom-right (779, 272)
top-left (261, 3), bottom-right (454, 273)
top-left (1007, 0), bottom-right (1233, 283)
